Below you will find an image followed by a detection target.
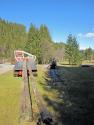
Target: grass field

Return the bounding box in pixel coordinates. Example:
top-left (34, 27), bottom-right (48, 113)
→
top-left (59, 60), bottom-right (94, 66)
top-left (58, 66), bottom-right (94, 125)
top-left (37, 65), bottom-right (94, 125)
top-left (0, 71), bottom-right (21, 125)
top-left (0, 71), bottom-right (38, 125)
top-left (0, 65), bottom-right (94, 125)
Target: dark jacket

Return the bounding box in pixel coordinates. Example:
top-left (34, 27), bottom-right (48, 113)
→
top-left (50, 60), bottom-right (57, 69)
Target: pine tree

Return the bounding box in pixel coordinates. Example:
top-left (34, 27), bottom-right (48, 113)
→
top-left (25, 24), bottom-right (42, 63)
top-left (65, 34), bottom-right (81, 65)
top-left (85, 47), bottom-right (93, 60)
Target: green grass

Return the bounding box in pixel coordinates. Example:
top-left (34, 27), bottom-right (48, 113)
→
top-left (59, 60), bottom-right (94, 66)
top-left (36, 65), bottom-right (63, 114)
top-left (0, 71), bottom-right (21, 125)
top-left (82, 60), bottom-right (94, 65)
top-left (0, 66), bottom-right (56, 125)
top-left (0, 65), bottom-right (94, 125)
top-left (36, 65), bottom-right (94, 124)
top-left (0, 71), bottom-right (36, 125)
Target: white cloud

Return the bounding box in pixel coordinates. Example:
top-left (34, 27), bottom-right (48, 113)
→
top-left (78, 32), bottom-right (94, 39)
top-left (80, 46), bottom-right (87, 50)
top-left (85, 33), bottom-right (94, 38)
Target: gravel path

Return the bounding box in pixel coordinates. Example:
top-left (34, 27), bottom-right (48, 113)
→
top-left (0, 63), bottom-right (14, 74)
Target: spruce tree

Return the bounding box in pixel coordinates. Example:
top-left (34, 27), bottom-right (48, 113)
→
top-left (65, 34), bottom-right (81, 65)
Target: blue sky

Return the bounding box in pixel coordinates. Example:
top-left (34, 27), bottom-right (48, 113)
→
top-left (0, 0), bottom-right (94, 49)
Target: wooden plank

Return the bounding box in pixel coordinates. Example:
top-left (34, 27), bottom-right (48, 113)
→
top-left (19, 60), bottom-right (33, 122)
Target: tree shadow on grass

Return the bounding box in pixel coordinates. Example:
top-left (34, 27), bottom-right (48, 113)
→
top-left (39, 66), bottom-right (94, 125)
